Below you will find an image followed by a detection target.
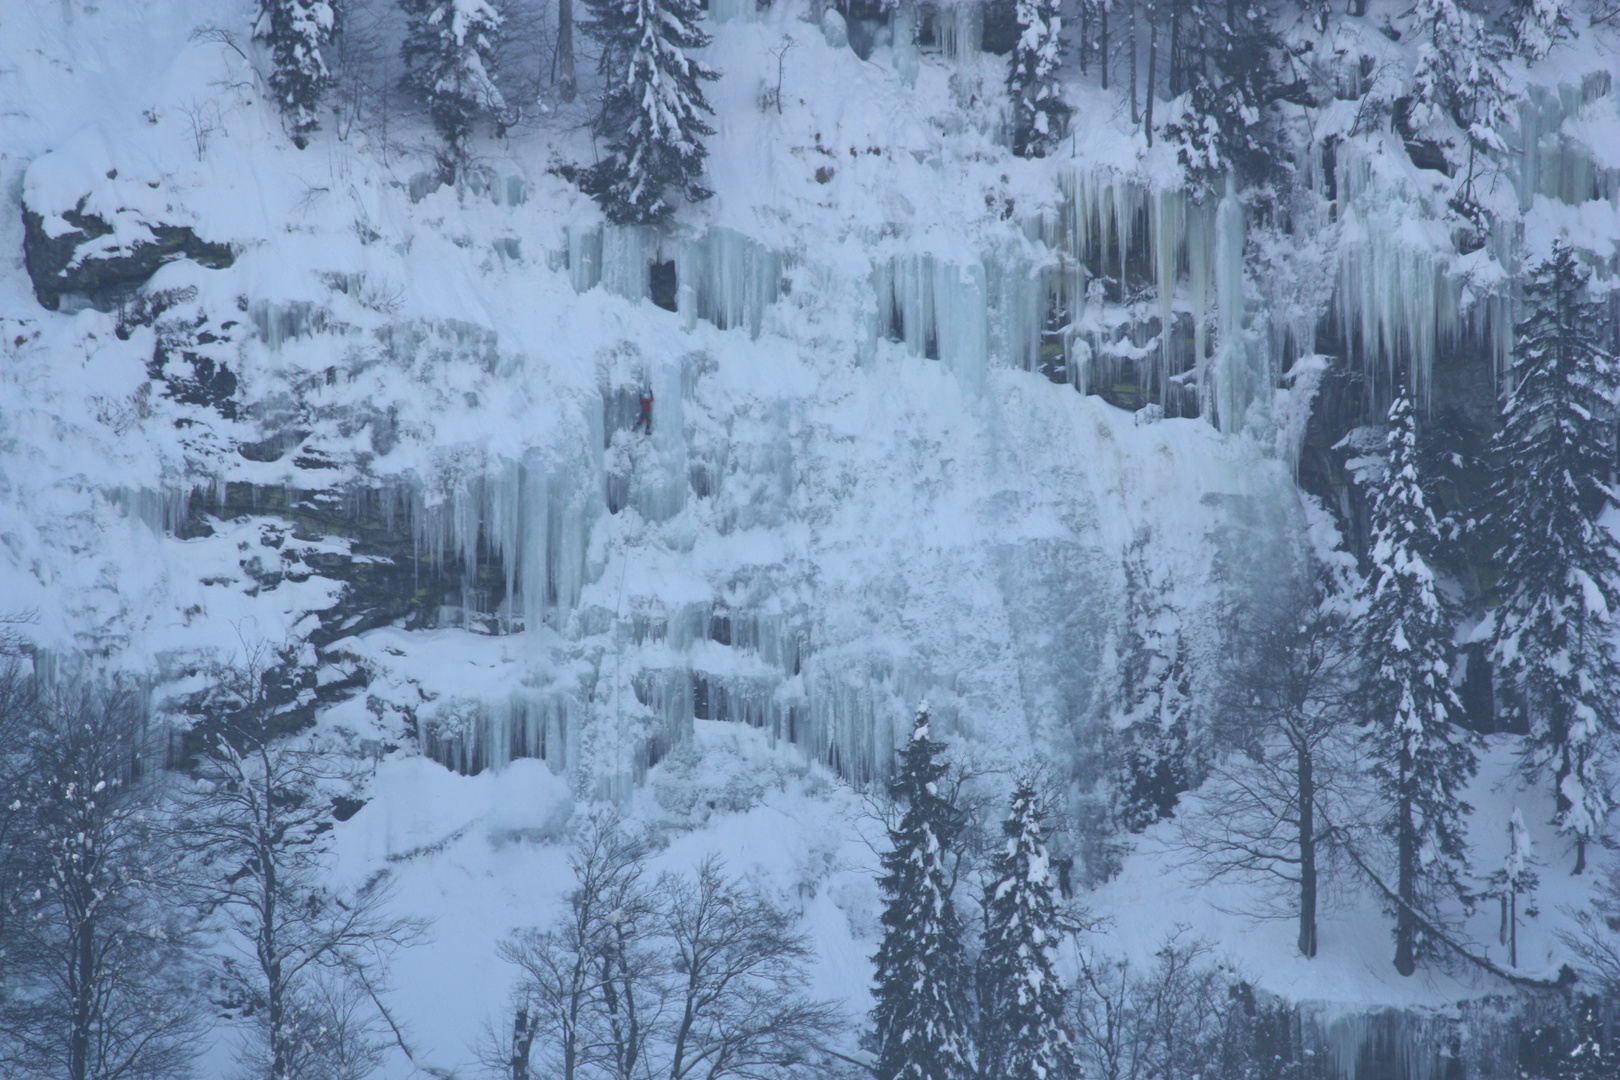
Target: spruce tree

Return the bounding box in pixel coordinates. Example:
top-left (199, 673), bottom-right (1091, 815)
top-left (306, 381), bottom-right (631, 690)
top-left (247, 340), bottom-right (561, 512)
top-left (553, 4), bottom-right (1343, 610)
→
top-left (871, 704), bottom-right (974, 1080)
top-left (401, 0), bottom-right (508, 169)
top-left (976, 780), bottom-right (1074, 1080)
top-left (1559, 994), bottom-right (1620, 1080)
top-left (1163, 2), bottom-right (1307, 196)
top-left (1486, 241), bottom-right (1620, 875)
top-left (581, 0), bottom-right (717, 225)
top-left (1007, 0), bottom-right (1068, 159)
top-left (1359, 394), bottom-right (1477, 977)
top-left (1115, 536), bottom-right (1194, 832)
top-left (254, 0), bottom-right (340, 147)
top-left (1408, 0), bottom-right (1514, 223)
top-left (1512, 0), bottom-right (1571, 62)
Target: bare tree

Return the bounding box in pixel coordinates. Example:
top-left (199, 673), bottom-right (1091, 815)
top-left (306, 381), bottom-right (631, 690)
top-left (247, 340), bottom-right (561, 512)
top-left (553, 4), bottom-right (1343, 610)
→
top-left (1171, 573), bottom-right (1360, 958)
top-left (498, 813), bottom-right (660, 1080)
top-left (170, 656), bottom-right (423, 1080)
top-left (3, 680), bottom-right (203, 1080)
top-left (1069, 930), bottom-right (1228, 1080)
top-left (498, 823), bottom-right (840, 1080)
top-left (1561, 857), bottom-right (1620, 996)
top-left (0, 616), bottom-right (41, 980)
top-left (662, 856), bottom-right (840, 1080)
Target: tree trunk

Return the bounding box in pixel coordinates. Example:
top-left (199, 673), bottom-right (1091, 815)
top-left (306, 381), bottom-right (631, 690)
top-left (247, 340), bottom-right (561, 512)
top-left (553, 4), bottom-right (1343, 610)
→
top-left (71, 914), bottom-right (93, 1080)
top-left (1081, 3), bottom-right (1091, 76)
top-left (1100, 5), bottom-right (1109, 91)
top-left (1144, 3), bottom-right (1157, 146)
top-left (558, 0), bottom-right (577, 103)
top-left (1508, 889), bottom-right (1518, 967)
top-left (1167, 3), bottom-right (1180, 96)
top-left (1129, 0), bottom-right (1138, 125)
top-left (1297, 745), bottom-right (1318, 958)
top-left (1394, 779), bottom-right (1417, 976)
top-left (512, 1008), bottom-right (534, 1080)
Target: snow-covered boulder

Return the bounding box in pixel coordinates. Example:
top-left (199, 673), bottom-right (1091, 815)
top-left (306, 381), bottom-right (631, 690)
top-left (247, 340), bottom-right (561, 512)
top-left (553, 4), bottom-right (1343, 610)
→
top-left (21, 134), bottom-right (233, 310)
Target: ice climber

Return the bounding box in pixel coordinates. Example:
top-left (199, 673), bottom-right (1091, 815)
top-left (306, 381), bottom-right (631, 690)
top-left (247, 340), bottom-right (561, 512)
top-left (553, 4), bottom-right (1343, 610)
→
top-left (632, 391), bottom-right (654, 435)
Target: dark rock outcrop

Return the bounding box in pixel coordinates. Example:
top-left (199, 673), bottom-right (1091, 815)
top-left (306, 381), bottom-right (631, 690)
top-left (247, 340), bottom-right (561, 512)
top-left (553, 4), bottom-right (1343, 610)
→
top-left (22, 197), bottom-right (233, 311)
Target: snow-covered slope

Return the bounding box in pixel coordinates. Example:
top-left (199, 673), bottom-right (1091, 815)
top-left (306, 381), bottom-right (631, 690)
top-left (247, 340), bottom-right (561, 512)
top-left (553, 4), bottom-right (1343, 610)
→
top-left (6, 1), bottom-right (1620, 1076)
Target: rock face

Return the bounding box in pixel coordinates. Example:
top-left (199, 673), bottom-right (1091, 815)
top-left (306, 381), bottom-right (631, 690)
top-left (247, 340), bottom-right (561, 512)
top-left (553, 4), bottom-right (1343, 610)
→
top-left (21, 196), bottom-right (233, 311)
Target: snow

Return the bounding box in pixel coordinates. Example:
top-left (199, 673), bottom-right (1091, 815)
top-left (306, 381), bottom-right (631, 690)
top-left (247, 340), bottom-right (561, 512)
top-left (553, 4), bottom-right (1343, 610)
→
top-left (5, 1), bottom-right (1620, 1076)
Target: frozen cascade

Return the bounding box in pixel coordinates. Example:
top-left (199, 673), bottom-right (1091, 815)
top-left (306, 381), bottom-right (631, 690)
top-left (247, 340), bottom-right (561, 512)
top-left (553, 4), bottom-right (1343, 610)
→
top-left (1210, 183), bottom-right (1255, 433)
top-left (1513, 75), bottom-right (1619, 213)
top-left (1327, 139), bottom-right (1473, 403)
top-left (407, 429), bottom-right (602, 635)
top-left (707, 0), bottom-right (755, 24)
top-left (932, 2), bottom-right (982, 65)
top-left (565, 224), bottom-right (782, 338)
top-left (675, 227), bottom-right (782, 338)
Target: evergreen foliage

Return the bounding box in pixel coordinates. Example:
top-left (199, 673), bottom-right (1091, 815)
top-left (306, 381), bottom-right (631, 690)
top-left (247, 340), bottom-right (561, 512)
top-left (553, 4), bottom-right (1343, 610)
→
top-left (1511, 0), bottom-right (1572, 61)
top-left (976, 781), bottom-right (1074, 1080)
top-left (401, 0), bottom-right (508, 169)
top-left (1164, 3), bottom-right (1306, 196)
top-left (582, 0), bottom-right (717, 225)
top-left (1358, 394), bottom-right (1477, 976)
top-left (871, 705), bottom-right (974, 1080)
top-left (1115, 536), bottom-right (1195, 833)
top-left (1007, 0), bottom-right (1068, 159)
top-left (254, 0), bottom-right (340, 146)
top-left (1407, 0), bottom-right (1514, 223)
top-left (1486, 241), bottom-right (1620, 874)
top-left (1557, 994), bottom-right (1620, 1079)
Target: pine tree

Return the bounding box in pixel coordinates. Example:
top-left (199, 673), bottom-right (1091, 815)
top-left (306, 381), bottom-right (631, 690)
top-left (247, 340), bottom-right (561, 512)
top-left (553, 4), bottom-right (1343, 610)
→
top-left (1511, 0), bottom-right (1571, 62)
top-left (1163, 2), bottom-right (1307, 197)
top-left (1487, 241), bottom-right (1620, 875)
top-left (1007, 0), bottom-right (1068, 159)
top-left (871, 704), bottom-right (974, 1080)
top-left (581, 0), bottom-right (717, 225)
top-left (1358, 394), bottom-right (1477, 977)
top-left (976, 781), bottom-right (1074, 1080)
top-left (1408, 0), bottom-right (1514, 225)
top-left (254, 0), bottom-right (340, 147)
top-left (1115, 537), bottom-right (1194, 833)
top-left (401, 0), bottom-right (508, 169)
top-left (1559, 994), bottom-right (1620, 1080)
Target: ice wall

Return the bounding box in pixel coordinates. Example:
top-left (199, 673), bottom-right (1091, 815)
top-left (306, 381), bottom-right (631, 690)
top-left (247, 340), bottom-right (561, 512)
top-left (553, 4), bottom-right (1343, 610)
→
top-left (565, 224), bottom-right (782, 338)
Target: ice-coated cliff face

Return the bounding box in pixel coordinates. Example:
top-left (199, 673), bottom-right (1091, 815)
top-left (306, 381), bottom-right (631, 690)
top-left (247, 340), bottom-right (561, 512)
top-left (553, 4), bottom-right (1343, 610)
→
top-left (1, 0), bottom-right (1320, 801)
top-left (7, 2), bottom-right (1620, 1075)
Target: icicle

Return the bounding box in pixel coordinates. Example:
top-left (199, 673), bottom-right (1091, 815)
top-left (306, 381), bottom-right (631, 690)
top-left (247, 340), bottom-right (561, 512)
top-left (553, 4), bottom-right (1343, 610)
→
top-left (1150, 188), bottom-right (1182, 401)
top-left (600, 225), bottom-right (651, 301)
top-left (934, 257), bottom-right (989, 394)
top-left (935, 3), bottom-right (982, 65)
top-left (708, 0), bottom-right (755, 23)
top-left (567, 224), bottom-right (603, 293)
top-left (1212, 180), bottom-right (1249, 433)
top-left (675, 227), bottom-right (782, 338)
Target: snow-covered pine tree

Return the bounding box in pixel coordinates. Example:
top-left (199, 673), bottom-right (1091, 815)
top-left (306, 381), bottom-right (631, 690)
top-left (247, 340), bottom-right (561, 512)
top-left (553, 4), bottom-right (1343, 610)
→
top-left (1007, 0), bottom-right (1068, 159)
top-left (871, 704), bottom-right (974, 1080)
top-left (400, 0), bottom-right (507, 170)
top-left (1511, 0), bottom-right (1571, 62)
top-left (254, 0), bottom-right (340, 147)
top-left (976, 780), bottom-right (1074, 1080)
top-left (582, 0), bottom-right (717, 225)
top-left (1163, 1), bottom-right (1307, 197)
top-left (1559, 993), bottom-right (1620, 1079)
top-left (1486, 241), bottom-right (1620, 876)
top-left (1407, 0), bottom-right (1514, 225)
top-left (1115, 536), bottom-right (1194, 833)
top-left (1358, 393), bottom-right (1477, 977)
